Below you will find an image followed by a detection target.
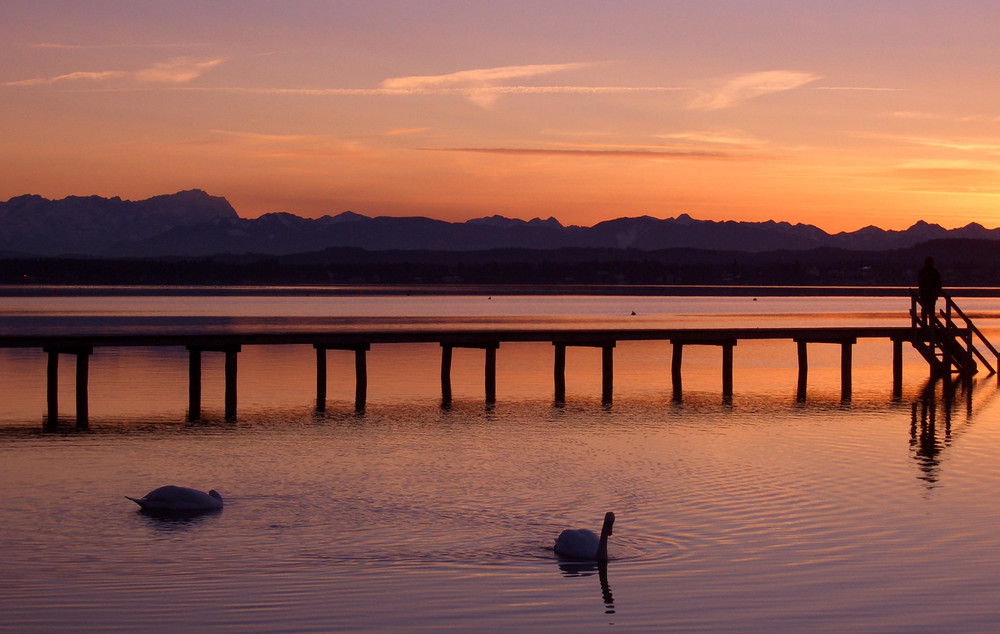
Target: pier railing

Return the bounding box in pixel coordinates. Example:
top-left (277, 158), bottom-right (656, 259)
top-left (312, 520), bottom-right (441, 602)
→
top-left (909, 290), bottom-right (998, 379)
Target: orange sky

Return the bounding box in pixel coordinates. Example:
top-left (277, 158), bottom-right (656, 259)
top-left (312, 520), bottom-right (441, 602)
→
top-left (3, 1), bottom-right (1000, 232)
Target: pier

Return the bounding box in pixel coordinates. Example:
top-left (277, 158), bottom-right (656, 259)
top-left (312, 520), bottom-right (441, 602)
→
top-left (8, 289), bottom-right (998, 427)
top-left (2, 324), bottom-right (975, 426)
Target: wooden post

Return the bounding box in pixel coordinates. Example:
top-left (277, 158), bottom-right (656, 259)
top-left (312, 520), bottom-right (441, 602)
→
top-left (75, 349), bottom-right (91, 428)
top-left (188, 347), bottom-right (202, 421)
top-left (440, 344), bottom-right (453, 406)
top-left (722, 342), bottom-right (734, 401)
top-left (315, 346), bottom-right (327, 412)
top-left (796, 340), bottom-right (808, 402)
top-left (46, 349), bottom-right (59, 424)
top-left (892, 338), bottom-right (903, 399)
top-left (485, 344), bottom-right (497, 405)
top-left (841, 341), bottom-right (853, 401)
top-left (602, 343), bottom-right (614, 405)
top-left (225, 346), bottom-right (239, 420)
top-left (554, 343), bottom-right (566, 404)
top-left (671, 342), bottom-right (683, 402)
top-left (355, 347), bottom-right (368, 413)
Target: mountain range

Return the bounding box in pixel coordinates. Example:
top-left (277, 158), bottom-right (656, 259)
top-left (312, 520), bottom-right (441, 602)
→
top-left (3, 189), bottom-right (999, 258)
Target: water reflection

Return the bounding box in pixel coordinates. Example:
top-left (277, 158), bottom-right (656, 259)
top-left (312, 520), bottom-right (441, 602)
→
top-left (909, 375), bottom-right (985, 486)
top-left (135, 508), bottom-right (223, 532)
top-left (557, 560), bottom-right (615, 615)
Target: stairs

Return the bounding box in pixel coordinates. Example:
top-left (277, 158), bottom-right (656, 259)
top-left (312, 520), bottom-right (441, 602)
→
top-left (909, 290), bottom-right (997, 379)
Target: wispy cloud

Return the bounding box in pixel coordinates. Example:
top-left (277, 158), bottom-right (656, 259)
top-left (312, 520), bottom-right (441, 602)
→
top-left (689, 71), bottom-right (819, 110)
top-left (871, 160), bottom-right (1000, 195)
top-left (3, 56), bottom-right (224, 87)
top-left (816, 86), bottom-right (903, 92)
top-left (200, 84), bottom-right (690, 101)
top-left (657, 130), bottom-right (765, 149)
top-left (381, 127), bottom-right (429, 136)
top-left (31, 42), bottom-right (206, 50)
top-left (424, 145), bottom-right (747, 160)
top-left (380, 63), bottom-right (590, 106)
top-left (899, 136), bottom-right (1000, 153)
top-left (207, 129), bottom-right (366, 159)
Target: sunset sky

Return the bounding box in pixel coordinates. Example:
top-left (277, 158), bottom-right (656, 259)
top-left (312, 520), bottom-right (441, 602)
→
top-left (3, 1), bottom-right (1000, 232)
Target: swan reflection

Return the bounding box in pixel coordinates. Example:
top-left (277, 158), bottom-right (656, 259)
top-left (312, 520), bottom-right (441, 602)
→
top-left (136, 507), bottom-right (222, 532)
top-left (556, 560), bottom-right (615, 615)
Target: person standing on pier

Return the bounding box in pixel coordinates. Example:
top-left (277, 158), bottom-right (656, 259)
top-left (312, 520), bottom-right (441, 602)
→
top-left (917, 256), bottom-right (942, 325)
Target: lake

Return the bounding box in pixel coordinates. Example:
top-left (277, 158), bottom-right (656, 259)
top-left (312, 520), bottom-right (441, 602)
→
top-left (2, 289), bottom-right (1000, 632)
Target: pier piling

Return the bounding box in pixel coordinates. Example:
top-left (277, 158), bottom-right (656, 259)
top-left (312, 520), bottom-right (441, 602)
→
top-left (553, 340), bottom-right (615, 404)
top-left (793, 337), bottom-right (856, 402)
top-left (315, 346), bottom-right (327, 411)
top-left (43, 346), bottom-right (92, 427)
top-left (554, 343), bottom-right (567, 404)
top-left (315, 344), bottom-right (370, 412)
top-left (186, 345), bottom-right (240, 421)
top-left (188, 348), bottom-right (201, 420)
top-left (670, 338), bottom-right (736, 403)
top-left (354, 346), bottom-right (368, 412)
top-left (671, 343), bottom-right (683, 401)
top-left (440, 341), bottom-right (499, 406)
top-left (46, 349), bottom-right (58, 424)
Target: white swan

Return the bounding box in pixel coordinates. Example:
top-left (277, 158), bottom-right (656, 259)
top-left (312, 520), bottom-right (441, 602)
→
top-left (554, 511), bottom-right (615, 561)
top-left (126, 485), bottom-right (223, 513)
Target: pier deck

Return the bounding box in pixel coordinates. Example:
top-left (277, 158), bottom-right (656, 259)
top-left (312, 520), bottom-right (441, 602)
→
top-left (0, 326), bottom-right (923, 426)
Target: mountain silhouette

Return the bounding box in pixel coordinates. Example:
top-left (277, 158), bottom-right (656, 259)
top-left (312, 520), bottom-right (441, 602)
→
top-left (2, 190), bottom-right (998, 257)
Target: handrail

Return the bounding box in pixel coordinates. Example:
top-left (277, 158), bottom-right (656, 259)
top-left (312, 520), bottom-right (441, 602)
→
top-left (909, 288), bottom-right (998, 377)
top-left (943, 292), bottom-right (1000, 360)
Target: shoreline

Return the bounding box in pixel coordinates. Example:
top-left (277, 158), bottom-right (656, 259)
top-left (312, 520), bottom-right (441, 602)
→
top-left (3, 283), bottom-right (1000, 298)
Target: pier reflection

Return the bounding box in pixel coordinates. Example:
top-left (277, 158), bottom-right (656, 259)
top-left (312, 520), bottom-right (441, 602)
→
top-left (909, 374), bottom-right (994, 486)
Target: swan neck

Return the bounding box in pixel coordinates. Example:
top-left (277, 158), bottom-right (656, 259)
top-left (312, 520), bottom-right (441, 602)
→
top-left (596, 524), bottom-right (611, 561)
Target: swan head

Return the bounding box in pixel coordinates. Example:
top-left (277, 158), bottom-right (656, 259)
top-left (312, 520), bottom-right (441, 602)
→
top-left (603, 512), bottom-right (615, 536)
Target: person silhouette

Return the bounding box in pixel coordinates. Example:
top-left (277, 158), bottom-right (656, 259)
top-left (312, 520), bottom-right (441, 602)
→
top-left (917, 256), bottom-right (942, 325)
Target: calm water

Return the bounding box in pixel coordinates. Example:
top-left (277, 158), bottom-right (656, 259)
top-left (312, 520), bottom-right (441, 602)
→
top-left (3, 289), bottom-right (1000, 632)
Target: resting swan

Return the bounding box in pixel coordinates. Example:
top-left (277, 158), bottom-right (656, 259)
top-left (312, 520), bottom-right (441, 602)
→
top-left (126, 485), bottom-right (223, 513)
top-left (554, 511), bottom-right (615, 561)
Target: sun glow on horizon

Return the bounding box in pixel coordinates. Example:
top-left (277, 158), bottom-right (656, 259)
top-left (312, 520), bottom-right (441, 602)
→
top-left (3, 1), bottom-right (1000, 234)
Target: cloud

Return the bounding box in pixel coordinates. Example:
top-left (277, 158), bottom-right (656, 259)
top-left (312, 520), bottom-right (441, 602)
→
top-left (3, 56), bottom-right (224, 87)
top-left (424, 146), bottom-right (740, 160)
top-left (816, 86), bottom-right (903, 92)
top-left (381, 63), bottom-right (592, 90)
top-left (381, 127), bottom-right (430, 136)
top-left (207, 129), bottom-right (366, 160)
top-left (897, 136), bottom-right (1000, 153)
top-left (689, 71), bottom-right (820, 110)
top-left (380, 63), bottom-right (596, 106)
top-left (4, 70), bottom-right (127, 86)
top-left (133, 57), bottom-right (224, 83)
top-left (657, 130), bottom-right (765, 150)
top-left (205, 84), bottom-right (690, 101)
top-left (859, 158), bottom-right (1000, 195)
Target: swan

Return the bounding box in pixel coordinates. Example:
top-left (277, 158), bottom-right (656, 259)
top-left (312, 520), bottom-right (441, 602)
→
top-left (126, 485), bottom-right (223, 513)
top-left (554, 511), bottom-right (615, 561)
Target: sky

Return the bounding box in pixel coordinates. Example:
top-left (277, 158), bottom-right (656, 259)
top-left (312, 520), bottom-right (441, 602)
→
top-left (3, 1), bottom-right (1000, 232)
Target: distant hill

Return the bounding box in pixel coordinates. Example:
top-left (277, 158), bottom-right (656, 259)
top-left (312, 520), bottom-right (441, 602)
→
top-left (2, 190), bottom-right (1000, 257)
top-left (0, 190), bottom-right (237, 256)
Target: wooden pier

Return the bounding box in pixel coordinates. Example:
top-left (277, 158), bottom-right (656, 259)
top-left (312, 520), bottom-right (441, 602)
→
top-left (2, 325), bottom-right (970, 426)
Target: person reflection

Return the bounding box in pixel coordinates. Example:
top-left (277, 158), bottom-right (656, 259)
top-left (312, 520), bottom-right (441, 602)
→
top-left (557, 560), bottom-right (615, 615)
top-left (910, 377), bottom-right (957, 485)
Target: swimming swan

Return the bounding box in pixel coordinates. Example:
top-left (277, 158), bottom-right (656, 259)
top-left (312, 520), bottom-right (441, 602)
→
top-left (126, 485), bottom-right (223, 513)
top-left (554, 511), bottom-right (615, 561)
